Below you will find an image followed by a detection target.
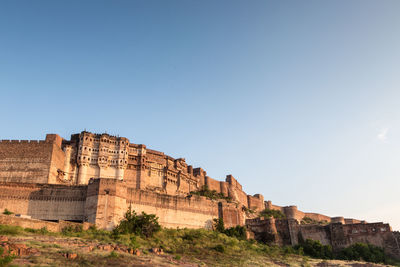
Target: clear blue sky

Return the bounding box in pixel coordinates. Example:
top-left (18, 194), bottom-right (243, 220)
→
top-left (1, 1), bottom-right (399, 230)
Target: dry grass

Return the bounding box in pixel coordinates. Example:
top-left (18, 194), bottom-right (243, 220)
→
top-left (0, 225), bottom-right (397, 266)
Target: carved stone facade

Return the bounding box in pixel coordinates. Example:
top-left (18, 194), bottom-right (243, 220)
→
top-left (0, 131), bottom-right (264, 212)
top-left (0, 131), bottom-right (398, 259)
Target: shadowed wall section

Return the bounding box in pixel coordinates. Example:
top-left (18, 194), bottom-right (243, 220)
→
top-left (0, 182), bottom-right (86, 221)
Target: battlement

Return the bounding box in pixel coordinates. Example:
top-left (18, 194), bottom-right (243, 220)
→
top-left (0, 140), bottom-right (47, 144)
top-left (226, 174), bottom-right (242, 190)
top-left (0, 134), bottom-right (63, 147)
top-left (0, 130), bottom-right (398, 259)
top-left (45, 134), bottom-right (63, 147)
top-left (193, 167), bottom-right (206, 177)
top-left (146, 149), bottom-right (164, 156)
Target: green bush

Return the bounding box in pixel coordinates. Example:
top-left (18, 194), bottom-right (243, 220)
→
top-left (2, 210), bottom-right (12, 216)
top-left (223, 225), bottom-right (247, 240)
top-left (189, 186), bottom-right (232, 202)
top-left (182, 230), bottom-right (203, 242)
top-left (107, 251), bottom-right (119, 258)
top-left (296, 240), bottom-right (389, 264)
top-left (337, 243), bottom-right (386, 263)
top-left (0, 225), bottom-right (23, 236)
top-left (113, 208), bottom-right (161, 238)
top-left (213, 218), bottom-right (225, 233)
top-left (259, 209), bottom-right (286, 219)
top-left (61, 225), bottom-right (83, 236)
top-left (213, 218), bottom-right (247, 240)
top-left (0, 247), bottom-right (14, 267)
top-left (213, 244), bottom-right (225, 253)
top-left (295, 239), bottom-right (333, 259)
top-left (301, 217), bottom-right (328, 225)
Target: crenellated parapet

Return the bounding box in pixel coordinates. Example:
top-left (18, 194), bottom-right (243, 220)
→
top-left (0, 130), bottom-right (399, 260)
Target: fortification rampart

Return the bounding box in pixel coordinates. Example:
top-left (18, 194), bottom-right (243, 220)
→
top-left (0, 182), bottom-right (87, 222)
top-left (0, 214), bottom-right (92, 232)
top-left (0, 134), bottom-right (65, 184)
top-left (0, 130), bottom-right (398, 259)
top-left (246, 218), bottom-right (400, 260)
top-left (265, 201), bottom-right (363, 225)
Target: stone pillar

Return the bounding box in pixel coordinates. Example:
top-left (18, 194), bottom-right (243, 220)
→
top-left (116, 167), bottom-right (124, 180)
top-left (78, 164), bottom-right (88, 184)
top-left (63, 145), bottom-right (72, 180)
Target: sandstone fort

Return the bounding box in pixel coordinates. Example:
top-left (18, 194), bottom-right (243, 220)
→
top-left (0, 131), bottom-right (399, 259)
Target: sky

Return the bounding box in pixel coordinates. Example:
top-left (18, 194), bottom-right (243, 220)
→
top-left (0, 1), bottom-right (399, 230)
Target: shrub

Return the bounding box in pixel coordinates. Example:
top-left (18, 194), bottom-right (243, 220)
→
top-left (0, 225), bottom-right (22, 236)
top-left (213, 218), bottom-right (247, 240)
top-left (301, 217), bottom-right (315, 224)
top-left (258, 231), bottom-right (277, 244)
top-left (224, 225), bottom-right (247, 240)
top-left (113, 208), bottom-right (161, 238)
top-left (0, 247), bottom-right (14, 267)
top-left (337, 243), bottom-right (386, 263)
top-left (259, 209), bottom-right (286, 219)
top-left (107, 251), bottom-right (119, 258)
top-left (189, 186), bottom-right (232, 202)
top-left (182, 230), bottom-right (203, 241)
top-left (213, 218), bottom-right (225, 233)
top-left (2, 210), bottom-right (12, 216)
top-left (61, 225), bottom-right (83, 236)
top-left (295, 239), bottom-right (333, 259)
top-left (301, 217), bottom-right (328, 225)
top-left (213, 244), bottom-right (225, 253)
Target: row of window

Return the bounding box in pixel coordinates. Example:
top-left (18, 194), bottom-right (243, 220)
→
top-left (349, 227), bottom-right (387, 234)
top-left (165, 178), bottom-right (177, 184)
top-left (78, 156), bottom-right (127, 164)
top-left (79, 146), bottom-right (128, 155)
top-left (80, 136), bottom-right (126, 145)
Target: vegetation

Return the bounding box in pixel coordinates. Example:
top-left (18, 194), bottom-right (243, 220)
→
top-left (294, 239), bottom-right (333, 259)
top-left (0, 247), bottom-right (14, 267)
top-left (61, 225), bottom-right (83, 235)
top-left (213, 218), bottom-right (247, 240)
top-left (242, 206), bottom-right (255, 214)
top-left (300, 216), bottom-right (328, 225)
top-left (2, 210), bottom-right (12, 216)
top-left (0, 225), bottom-right (24, 236)
top-left (112, 208), bottom-right (161, 238)
top-left (259, 208), bottom-right (286, 219)
top-left (337, 243), bottom-right (386, 263)
top-left (0, 211), bottom-right (398, 266)
top-left (294, 239), bottom-right (397, 266)
top-left (189, 185), bottom-right (232, 202)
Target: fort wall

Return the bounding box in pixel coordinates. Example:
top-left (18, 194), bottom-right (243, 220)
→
top-left (247, 218), bottom-right (400, 260)
top-left (226, 175), bottom-right (249, 208)
top-left (0, 214), bottom-right (92, 232)
top-left (205, 176), bottom-right (221, 193)
top-left (85, 178), bottom-right (127, 230)
top-left (265, 201), bottom-right (334, 224)
top-left (127, 188), bottom-right (220, 229)
top-left (247, 194), bottom-right (264, 211)
top-left (0, 182), bottom-right (86, 222)
top-left (304, 213), bottom-right (331, 223)
top-left (0, 140), bottom-right (53, 184)
top-left (283, 206), bottom-right (304, 221)
top-left (0, 131), bottom-right (398, 259)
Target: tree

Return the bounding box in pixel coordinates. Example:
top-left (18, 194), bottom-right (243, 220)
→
top-left (113, 208), bottom-right (161, 238)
